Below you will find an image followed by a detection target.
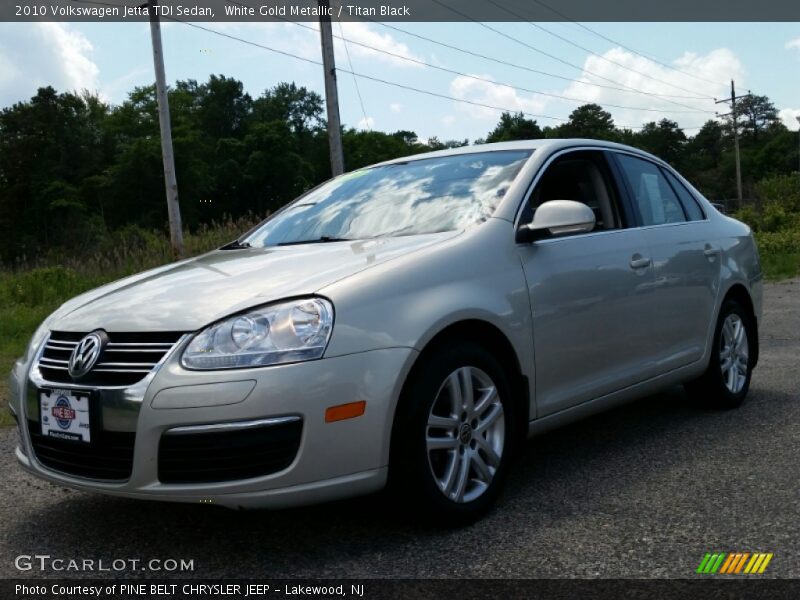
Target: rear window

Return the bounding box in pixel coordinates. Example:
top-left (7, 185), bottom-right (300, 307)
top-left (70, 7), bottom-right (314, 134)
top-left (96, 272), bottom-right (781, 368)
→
top-left (615, 154), bottom-right (687, 226)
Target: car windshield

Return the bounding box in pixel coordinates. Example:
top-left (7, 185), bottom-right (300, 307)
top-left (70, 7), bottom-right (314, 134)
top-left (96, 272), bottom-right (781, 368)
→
top-left (244, 150), bottom-right (532, 247)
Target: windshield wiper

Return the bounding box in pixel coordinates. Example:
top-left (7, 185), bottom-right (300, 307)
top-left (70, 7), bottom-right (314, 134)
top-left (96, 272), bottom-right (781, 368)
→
top-left (276, 236), bottom-right (353, 247)
top-left (220, 240), bottom-right (252, 250)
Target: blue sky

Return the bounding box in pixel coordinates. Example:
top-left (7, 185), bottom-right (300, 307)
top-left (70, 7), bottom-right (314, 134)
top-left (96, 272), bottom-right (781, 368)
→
top-left (1, 20), bottom-right (799, 141)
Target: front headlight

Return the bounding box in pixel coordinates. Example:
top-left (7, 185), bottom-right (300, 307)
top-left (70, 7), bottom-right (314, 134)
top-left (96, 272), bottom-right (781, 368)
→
top-left (181, 297), bottom-right (334, 370)
top-left (21, 317), bottom-right (53, 364)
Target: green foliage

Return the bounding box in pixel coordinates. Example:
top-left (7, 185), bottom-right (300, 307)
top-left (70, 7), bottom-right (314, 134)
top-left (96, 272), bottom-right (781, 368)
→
top-left (0, 215), bottom-right (264, 418)
top-left (633, 119), bottom-right (687, 166)
top-left (485, 112), bottom-right (543, 143)
top-left (552, 103), bottom-right (618, 140)
top-left (0, 78), bottom-right (447, 266)
top-left (729, 174), bottom-right (800, 279)
top-left (755, 173), bottom-right (800, 211)
top-left (758, 252), bottom-right (800, 280)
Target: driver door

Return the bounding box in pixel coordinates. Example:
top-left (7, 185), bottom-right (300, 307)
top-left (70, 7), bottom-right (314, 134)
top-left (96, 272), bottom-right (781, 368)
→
top-left (517, 150), bottom-right (659, 416)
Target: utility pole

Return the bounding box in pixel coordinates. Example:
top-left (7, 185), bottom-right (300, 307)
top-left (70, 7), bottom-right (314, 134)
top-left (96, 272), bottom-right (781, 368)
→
top-left (715, 80), bottom-right (749, 211)
top-left (147, 0), bottom-right (184, 258)
top-left (318, 0), bottom-right (345, 176)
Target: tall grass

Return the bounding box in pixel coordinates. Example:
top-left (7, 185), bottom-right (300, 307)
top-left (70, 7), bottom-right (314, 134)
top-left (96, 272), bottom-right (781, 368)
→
top-left (0, 215), bottom-right (264, 424)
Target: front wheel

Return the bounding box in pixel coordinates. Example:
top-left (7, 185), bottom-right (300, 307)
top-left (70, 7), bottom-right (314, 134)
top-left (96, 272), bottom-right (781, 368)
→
top-left (390, 342), bottom-right (515, 524)
top-left (685, 298), bottom-right (755, 409)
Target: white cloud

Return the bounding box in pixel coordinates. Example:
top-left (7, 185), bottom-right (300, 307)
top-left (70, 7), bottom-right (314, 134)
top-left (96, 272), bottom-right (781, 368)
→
top-left (561, 47), bottom-right (744, 130)
top-left (441, 115), bottom-right (456, 127)
top-left (336, 22), bottom-right (424, 68)
top-left (226, 21), bottom-right (422, 71)
top-left (390, 102), bottom-right (403, 112)
top-left (786, 38), bottom-right (800, 54)
top-left (778, 108), bottom-right (800, 130)
top-left (449, 74), bottom-right (551, 121)
top-left (0, 23), bottom-right (100, 106)
top-left (357, 116), bottom-right (375, 129)
top-left (226, 22), bottom-right (321, 64)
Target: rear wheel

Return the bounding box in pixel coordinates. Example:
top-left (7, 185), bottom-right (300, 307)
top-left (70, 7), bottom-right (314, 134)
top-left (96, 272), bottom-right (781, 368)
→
top-left (390, 342), bottom-right (515, 524)
top-left (685, 298), bottom-right (755, 409)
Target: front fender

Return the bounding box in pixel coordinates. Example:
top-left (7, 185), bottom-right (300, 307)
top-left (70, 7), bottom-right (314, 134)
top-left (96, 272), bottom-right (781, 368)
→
top-left (319, 218), bottom-right (535, 411)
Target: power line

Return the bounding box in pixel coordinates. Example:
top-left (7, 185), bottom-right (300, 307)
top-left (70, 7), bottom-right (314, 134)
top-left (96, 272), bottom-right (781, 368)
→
top-left (429, 0), bottom-right (711, 113)
top-left (170, 20), bottom-right (565, 122)
top-left (68, 2), bottom-right (711, 132)
top-left (527, 0), bottom-right (729, 88)
top-left (335, 18), bottom-right (370, 130)
top-left (358, 18), bottom-right (710, 101)
top-left (483, 0), bottom-right (718, 99)
top-left (279, 18), bottom-right (710, 115)
top-left (174, 18), bottom-right (707, 132)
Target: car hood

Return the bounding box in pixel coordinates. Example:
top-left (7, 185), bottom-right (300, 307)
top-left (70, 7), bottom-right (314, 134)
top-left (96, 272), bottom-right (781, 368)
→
top-left (52, 232), bottom-right (459, 333)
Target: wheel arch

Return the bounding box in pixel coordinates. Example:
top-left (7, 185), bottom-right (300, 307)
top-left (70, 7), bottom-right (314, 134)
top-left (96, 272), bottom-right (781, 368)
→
top-left (721, 283), bottom-right (759, 368)
top-left (390, 319), bottom-right (530, 460)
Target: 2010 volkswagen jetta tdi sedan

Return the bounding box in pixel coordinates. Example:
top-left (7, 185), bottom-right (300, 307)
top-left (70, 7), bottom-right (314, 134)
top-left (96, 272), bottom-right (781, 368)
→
top-left (9, 139), bottom-right (762, 522)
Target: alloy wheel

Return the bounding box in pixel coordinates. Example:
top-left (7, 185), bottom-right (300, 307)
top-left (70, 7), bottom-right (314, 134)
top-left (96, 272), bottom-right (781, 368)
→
top-left (425, 366), bottom-right (505, 503)
top-left (720, 313), bottom-right (749, 394)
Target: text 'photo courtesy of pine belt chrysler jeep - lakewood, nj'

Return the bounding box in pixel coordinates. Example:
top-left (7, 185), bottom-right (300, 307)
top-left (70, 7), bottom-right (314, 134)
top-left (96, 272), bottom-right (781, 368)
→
top-left (8, 139), bottom-right (762, 523)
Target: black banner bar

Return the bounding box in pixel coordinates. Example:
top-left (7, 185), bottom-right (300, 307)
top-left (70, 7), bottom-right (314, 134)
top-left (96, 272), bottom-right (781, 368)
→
top-left (4, 579), bottom-right (800, 600)
top-left (3, 0), bottom-right (800, 23)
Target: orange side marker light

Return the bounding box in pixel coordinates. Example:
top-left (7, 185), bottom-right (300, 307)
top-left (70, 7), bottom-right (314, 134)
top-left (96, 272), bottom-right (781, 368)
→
top-left (325, 401), bottom-right (367, 423)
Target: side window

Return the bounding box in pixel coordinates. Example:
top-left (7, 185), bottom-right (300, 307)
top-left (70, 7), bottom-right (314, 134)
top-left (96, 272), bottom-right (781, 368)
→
top-left (662, 169), bottom-right (705, 221)
top-left (520, 151), bottom-right (624, 231)
top-left (615, 154), bottom-right (686, 226)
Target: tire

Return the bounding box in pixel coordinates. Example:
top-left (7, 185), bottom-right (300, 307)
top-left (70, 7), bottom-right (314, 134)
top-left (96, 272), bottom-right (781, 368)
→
top-left (390, 341), bottom-right (516, 525)
top-left (685, 298), bottom-right (755, 409)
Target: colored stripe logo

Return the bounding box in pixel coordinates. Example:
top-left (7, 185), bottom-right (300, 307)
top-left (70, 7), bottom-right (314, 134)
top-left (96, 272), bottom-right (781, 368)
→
top-left (696, 552), bottom-right (773, 574)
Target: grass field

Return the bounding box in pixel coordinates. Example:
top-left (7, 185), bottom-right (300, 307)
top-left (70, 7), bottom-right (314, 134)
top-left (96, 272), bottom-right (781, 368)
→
top-left (1, 216), bottom-right (798, 427)
top-left (0, 216), bottom-right (262, 427)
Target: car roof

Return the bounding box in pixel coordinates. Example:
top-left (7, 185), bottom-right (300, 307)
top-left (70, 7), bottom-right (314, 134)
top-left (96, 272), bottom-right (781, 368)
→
top-left (370, 138), bottom-right (668, 168)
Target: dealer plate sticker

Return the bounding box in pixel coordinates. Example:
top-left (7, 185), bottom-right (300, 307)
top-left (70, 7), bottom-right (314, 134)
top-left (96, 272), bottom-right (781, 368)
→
top-left (40, 389), bottom-right (91, 443)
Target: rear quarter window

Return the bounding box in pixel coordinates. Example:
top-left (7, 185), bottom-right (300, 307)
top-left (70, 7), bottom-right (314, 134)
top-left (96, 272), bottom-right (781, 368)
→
top-left (662, 169), bottom-right (706, 221)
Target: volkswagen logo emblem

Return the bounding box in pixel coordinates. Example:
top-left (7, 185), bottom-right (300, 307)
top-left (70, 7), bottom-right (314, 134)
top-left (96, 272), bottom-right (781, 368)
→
top-left (68, 331), bottom-right (107, 380)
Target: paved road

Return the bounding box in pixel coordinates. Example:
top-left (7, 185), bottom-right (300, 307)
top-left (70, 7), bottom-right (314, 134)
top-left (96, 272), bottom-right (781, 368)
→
top-left (1, 280), bottom-right (798, 579)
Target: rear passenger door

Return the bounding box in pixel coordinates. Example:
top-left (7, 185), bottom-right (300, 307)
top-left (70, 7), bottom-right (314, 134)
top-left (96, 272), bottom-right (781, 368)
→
top-left (611, 152), bottom-right (721, 371)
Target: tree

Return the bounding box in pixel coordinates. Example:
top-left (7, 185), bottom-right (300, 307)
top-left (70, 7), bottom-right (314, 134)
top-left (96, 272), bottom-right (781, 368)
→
top-left (197, 75), bottom-right (252, 139)
top-left (632, 119), bottom-right (687, 166)
top-left (426, 137), bottom-right (469, 150)
top-left (485, 112), bottom-right (543, 142)
top-left (734, 94), bottom-right (781, 141)
top-left (555, 104), bottom-right (617, 140)
top-left (688, 120), bottom-right (724, 168)
top-left (1, 79), bottom-right (797, 267)
top-left (0, 87), bottom-right (110, 260)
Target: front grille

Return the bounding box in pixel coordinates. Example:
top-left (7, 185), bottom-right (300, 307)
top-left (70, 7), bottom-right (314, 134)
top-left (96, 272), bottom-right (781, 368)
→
top-left (27, 420), bottom-right (136, 480)
top-left (38, 331), bottom-right (183, 386)
top-left (158, 419), bottom-right (303, 484)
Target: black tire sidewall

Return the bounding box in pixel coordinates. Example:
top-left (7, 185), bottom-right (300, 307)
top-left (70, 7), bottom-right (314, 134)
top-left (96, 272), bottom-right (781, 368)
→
top-left (391, 341), bottom-right (516, 523)
top-left (703, 299), bottom-right (755, 408)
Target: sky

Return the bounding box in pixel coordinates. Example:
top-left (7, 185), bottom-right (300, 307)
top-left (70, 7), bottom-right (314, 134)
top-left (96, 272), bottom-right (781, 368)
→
top-left (0, 20), bottom-right (799, 142)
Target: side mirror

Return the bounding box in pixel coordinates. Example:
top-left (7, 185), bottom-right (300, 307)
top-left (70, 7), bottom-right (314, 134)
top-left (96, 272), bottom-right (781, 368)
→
top-left (515, 200), bottom-right (596, 244)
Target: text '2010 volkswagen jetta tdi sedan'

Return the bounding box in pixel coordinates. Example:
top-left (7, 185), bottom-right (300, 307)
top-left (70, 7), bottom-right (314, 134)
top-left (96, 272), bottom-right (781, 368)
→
top-left (9, 139), bottom-right (762, 522)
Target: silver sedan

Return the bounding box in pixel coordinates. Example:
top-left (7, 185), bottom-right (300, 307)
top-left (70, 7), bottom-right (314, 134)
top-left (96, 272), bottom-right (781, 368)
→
top-left (9, 139), bottom-right (762, 523)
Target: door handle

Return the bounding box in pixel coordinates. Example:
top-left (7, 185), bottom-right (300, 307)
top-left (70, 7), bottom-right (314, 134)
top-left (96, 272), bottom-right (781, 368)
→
top-left (704, 245), bottom-right (720, 257)
top-left (630, 256), bottom-right (652, 269)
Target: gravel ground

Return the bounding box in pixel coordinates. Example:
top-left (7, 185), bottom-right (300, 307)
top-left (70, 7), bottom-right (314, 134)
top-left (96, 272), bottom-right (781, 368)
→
top-left (1, 279), bottom-right (798, 579)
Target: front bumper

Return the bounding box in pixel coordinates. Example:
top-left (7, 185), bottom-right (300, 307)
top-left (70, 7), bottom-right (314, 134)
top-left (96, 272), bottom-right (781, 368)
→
top-left (13, 346), bottom-right (416, 509)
